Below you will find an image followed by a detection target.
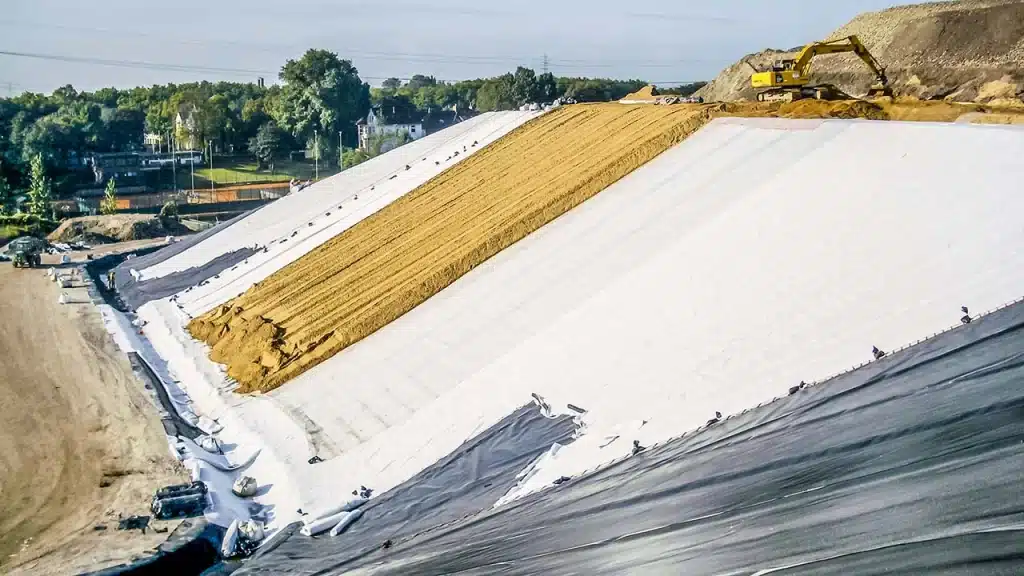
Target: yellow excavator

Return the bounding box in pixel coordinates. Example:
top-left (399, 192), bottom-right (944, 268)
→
top-left (750, 35), bottom-right (893, 103)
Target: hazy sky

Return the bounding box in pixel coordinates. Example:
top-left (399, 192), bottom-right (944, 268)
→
top-left (1, 0), bottom-right (912, 95)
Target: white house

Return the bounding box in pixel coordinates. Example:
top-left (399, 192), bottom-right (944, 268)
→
top-left (174, 104), bottom-right (199, 151)
top-left (357, 106), bottom-right (425, 153)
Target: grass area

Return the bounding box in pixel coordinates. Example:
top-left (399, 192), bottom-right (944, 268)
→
top-left (193, 159), bottom-right (341, 188)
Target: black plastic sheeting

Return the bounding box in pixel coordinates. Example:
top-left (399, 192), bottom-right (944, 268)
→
top-left (82, 517), bottom-right (224, 576)
top-left (128, 351), bottom-right (203, 440)
top-left (242, 300), bottom-right (1024, 575)
top-left (113, 211), bottom-right (258, 311)
top-left (233, 405), bottom-right (579, 575)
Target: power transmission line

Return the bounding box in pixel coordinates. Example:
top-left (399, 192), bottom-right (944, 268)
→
top-left (0, 20), bottom-right (719, 68)
top-left (0, 50), bottom-right (276, 77)
top-left (0, 50), bottom-right (708, 90)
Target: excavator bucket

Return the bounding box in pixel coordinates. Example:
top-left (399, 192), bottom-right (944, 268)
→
top-left (867, 83), bottom-right (894, 98)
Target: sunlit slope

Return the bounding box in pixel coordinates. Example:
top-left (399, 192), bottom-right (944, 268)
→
top-left (189, 103), bottom-right (715, 392)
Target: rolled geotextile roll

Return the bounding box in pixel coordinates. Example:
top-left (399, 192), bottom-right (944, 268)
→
top-left (300, 510), bottom-right (352, 537)
top-left (304, 497), bottom-right (368, 525)
top-left (329, 509), bottom-right (364, 537)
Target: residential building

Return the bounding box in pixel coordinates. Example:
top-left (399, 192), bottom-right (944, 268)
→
top-left (174, 104), bottom-right (200, 151)
top-left (144, 132), bottom-right (165, 153)
top-left (357, 105), bottom-right (425, 153)
top-left (423, 105), bottom-right (478, 136)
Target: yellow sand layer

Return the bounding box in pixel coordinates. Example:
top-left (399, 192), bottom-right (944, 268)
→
top-left (190, 104), bottom-right (716, 392)
top-left (190, 99), bottom-right (1024, 393)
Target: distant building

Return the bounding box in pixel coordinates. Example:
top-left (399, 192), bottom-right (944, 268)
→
top-left (422, 105), bottom-right (478, 136)
top-left (89, 152), bottom-right (142, 185)
top-left (174, 104), bottom-right (200, 151)
top-left (357, 106), bottom-right (425, 153)
top-left (144, 133), bottom-right (165, 153)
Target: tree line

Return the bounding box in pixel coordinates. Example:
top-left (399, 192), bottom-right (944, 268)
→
top-left (0, 47), bottom-right (706, 210)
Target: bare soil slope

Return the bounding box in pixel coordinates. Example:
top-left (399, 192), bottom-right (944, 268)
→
top-left (697, 0), bottom-right (1024, 103)
top-left (0, 266), bottom-right (185, 575)
top-left (48, 214), bottom-right (190, 245)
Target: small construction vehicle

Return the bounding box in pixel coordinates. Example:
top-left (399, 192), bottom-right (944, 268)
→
top-left (751, 35), bottom-right (892, 103)
top-left (7, 236), bottom-right (46, 268)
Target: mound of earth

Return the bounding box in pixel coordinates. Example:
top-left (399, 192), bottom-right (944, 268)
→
top-left (697, 0), bottom-right (1024, 103)
top-left (48, 214), bottom-right (190, 244)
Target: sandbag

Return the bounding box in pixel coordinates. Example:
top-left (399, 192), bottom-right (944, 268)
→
top-left (155, 481), bottom-right (207, 500)
top-left (329, 509), bottom-right (364, 537)
top-left (239, 519), bottom-right (265, 543)
top-left (152, 493), bottom-right (207, 520)
top-left (232, 475), bottom-right (258, 498)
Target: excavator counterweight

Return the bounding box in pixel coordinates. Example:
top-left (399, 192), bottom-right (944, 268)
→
top-left (751, 35), bottom-right (892, 103)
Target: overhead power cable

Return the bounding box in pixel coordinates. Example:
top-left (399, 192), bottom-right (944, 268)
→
top-left (0, 20), bottom-right (717, 68)
top-left (0, 50), bottom-right (705, 87)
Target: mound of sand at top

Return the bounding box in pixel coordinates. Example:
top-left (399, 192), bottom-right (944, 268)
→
top-left (48, 214), bottom-right (190, 244)
top-left (621, 85), bottom-right (660, 102)
top-left (697, 0), bottom-right (1024, 103)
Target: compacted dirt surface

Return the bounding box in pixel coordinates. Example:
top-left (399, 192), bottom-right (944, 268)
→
top-left (0, 264), bottom-right (185, 575)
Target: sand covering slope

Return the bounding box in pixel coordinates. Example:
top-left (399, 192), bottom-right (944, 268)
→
top-left (697, 0), bottom-right (1024, 103)
top-left (189, 104), bottom-right (715, 392)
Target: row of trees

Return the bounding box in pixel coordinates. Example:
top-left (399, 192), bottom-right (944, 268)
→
top-left (0, 48), bottom-right (706, 203)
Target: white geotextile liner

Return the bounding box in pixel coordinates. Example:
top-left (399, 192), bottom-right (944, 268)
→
top-left (137, 118), bottom-right (1024, 535)
top-left (261, 118), bottom-right (1024, 510)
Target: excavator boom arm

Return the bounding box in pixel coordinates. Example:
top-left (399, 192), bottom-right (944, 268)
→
top-left (792, 35), bottom-right (888, 84)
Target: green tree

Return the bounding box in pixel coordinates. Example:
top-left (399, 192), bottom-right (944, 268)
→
top-left (0, 166), bottom-right (11, 215)
top-left (381, 78), bottom-right (402, 91)
top-left (476, 74), bottom-right (516, 112)
top-left (512, 67), bottom-right (538, 105)
top-left (536, 72), bottom-right (558, 102)
top-left (405, 75), bottom-right (437, 92)
top-left (248, 121), bottom-right (281, 171)
top-left (100, 177), bottom-right (118, 215)
top-left (27, 153), bottom-right (51, 217)
top-left (159, 200), bottom-right (178, 222)
top-left (276, 49), bottom-right (371, 156)
top-left (342, 147), bottom-right (371, 169)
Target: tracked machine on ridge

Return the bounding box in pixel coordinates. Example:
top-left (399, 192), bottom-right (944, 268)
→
top-left (751, 35), bottom-right (893, 103)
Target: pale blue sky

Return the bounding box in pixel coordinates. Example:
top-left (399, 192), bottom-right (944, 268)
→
top-left (1, 0), bottom-right (914, 94)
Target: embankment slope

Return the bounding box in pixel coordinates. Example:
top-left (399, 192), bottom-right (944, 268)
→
top-left (187, 99), bottom-right (1024, 394)
top-left (188, 104), bottom-right (714, 392)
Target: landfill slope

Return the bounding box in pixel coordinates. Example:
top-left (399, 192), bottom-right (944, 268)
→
top-left (188, 103), bottom-right (715, 392)
top-left (242, 299), bottom-right (1024, 575)
top-left (697, 0), bottom-right (1024, 103)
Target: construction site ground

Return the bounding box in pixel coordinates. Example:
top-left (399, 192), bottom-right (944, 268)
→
top-left (0, 262), bottom-right (186, 575)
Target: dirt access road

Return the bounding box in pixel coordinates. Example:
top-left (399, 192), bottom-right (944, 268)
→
top-left (0, 263), bottom-right (185, 575)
